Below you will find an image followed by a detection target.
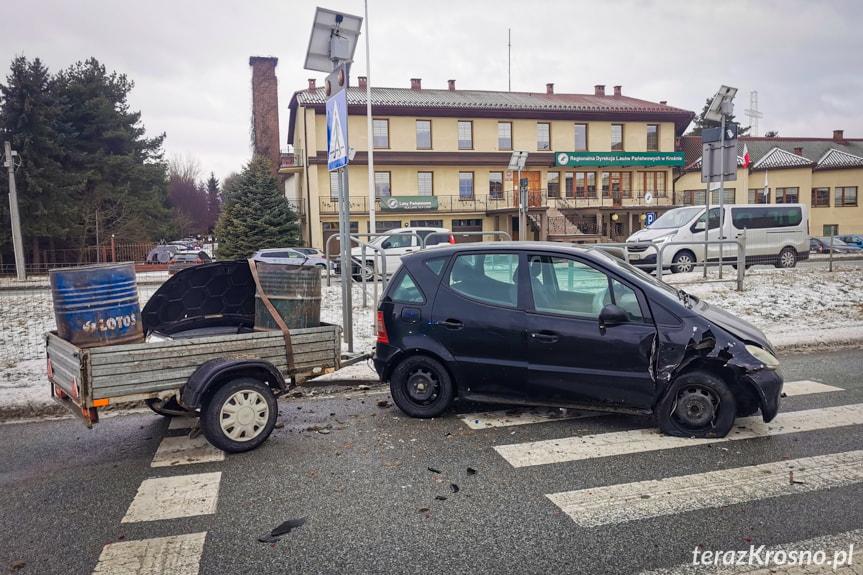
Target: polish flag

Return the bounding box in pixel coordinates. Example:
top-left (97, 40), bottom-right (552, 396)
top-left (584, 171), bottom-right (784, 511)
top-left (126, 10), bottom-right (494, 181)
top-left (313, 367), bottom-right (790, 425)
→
top-left (742, 143), bottom-right (751, 168)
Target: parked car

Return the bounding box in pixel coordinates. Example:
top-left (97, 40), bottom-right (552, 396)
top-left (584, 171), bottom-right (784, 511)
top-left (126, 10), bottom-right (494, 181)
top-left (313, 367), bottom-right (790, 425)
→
top-left (146, 245), bottom-right (180, 264)
top-left (809, 236), bottom-right (862, 254)
top-left (250, 248), bottom-right (331, 269)
top-left (335, 227), bottom-right (454, 281)
top-left (836, 234), bottom-right (863, 248)
top-left (167, 250), bottom-right (213, 274)
top-left (373, 242), bottom-right (783, 439)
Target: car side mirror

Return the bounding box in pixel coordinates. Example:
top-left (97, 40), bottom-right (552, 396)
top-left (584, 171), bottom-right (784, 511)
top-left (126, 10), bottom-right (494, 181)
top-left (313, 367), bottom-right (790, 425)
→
top-left (599, 304), bottom-right (629, 329)
top-left (381, 240), bottom-right (392, 249)
top-left (692, 221), bottom-right (705, 232)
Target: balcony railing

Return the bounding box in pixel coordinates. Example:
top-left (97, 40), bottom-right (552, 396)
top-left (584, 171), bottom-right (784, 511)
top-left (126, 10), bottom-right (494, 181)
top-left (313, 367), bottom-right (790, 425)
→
top-left (279, 151), bottom-right (303, 169)
top-left (318, 191), bottom-right (674, 214)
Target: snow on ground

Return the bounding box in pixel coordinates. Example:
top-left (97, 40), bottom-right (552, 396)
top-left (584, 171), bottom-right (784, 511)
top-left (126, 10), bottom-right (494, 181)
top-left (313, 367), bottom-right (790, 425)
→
top-left (2, 263), bottom-right (862, 420)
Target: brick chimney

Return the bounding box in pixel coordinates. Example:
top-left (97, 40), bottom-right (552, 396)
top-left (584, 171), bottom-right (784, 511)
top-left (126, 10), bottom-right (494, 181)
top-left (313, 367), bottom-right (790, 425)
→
top-left (833, 129), bottom-right (845, 142)
top-left (794, 147), bottom-right (803, 155)
top-left (546, 83), bottom-right (554, 95)
top-left (249, 56), bottom-right (281, 176)
top-left (307, 78), bottom-right (317, 92)
top-left (411, 78), bottom-right (422, 90)
top-left (595, 84), bottom-right (605, 96)
top-left (448, 79), bottom-right (456, 91)
top-left (358, 76), bottom-right (367, 89)
top-left (613, 85), bottom-right (622, 96)
top-left (660, 100), bottom-right (667, 105)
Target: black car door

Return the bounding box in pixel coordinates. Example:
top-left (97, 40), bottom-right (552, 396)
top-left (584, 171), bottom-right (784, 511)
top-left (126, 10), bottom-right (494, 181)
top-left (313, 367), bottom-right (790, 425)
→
top-left (524, 254), bottom-right (657, 410)
top-left (430, 252), bottom-right (527, 402)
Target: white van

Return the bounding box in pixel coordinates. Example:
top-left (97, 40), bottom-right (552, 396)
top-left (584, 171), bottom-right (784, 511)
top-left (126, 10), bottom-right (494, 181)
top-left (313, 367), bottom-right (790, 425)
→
top-left (341, 227), bottom-right (454, 280)
top-left (626, 204), bottom-right (810, 273)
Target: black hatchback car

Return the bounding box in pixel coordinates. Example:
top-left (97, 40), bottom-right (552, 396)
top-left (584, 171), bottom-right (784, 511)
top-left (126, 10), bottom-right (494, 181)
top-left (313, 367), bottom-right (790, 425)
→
top-left (373, 242), bottom-right (783, 438)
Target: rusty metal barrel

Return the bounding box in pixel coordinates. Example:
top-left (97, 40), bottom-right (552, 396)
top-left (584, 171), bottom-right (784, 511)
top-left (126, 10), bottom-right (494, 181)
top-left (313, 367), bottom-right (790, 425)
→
top-left (49, 262), bottom-right (145, 347)
top-left (254, 263), bottom-right (322, 330)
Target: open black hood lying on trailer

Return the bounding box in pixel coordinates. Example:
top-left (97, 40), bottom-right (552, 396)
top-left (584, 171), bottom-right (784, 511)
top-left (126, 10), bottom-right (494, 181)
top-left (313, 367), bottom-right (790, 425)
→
top-left (141, 261), bottom-right (256, 335)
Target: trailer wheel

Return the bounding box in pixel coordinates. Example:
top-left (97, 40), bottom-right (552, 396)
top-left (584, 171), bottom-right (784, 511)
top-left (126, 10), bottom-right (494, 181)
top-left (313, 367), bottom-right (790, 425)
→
top-left (200, 377), bottom-right (278, 453)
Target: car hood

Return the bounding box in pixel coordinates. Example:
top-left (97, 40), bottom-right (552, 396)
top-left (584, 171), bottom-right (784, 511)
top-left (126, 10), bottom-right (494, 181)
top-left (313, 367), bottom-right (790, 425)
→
top-left (694, 299), bottom-right (774, 352)
top-left (142, 261), bottom-right (256, 334)
top-left (627, 228), bottom-right (676, 242)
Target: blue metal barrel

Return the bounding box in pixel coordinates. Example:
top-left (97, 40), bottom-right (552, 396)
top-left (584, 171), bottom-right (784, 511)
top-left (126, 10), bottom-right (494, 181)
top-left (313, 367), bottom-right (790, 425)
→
top-left (254, 263), bottom-right (321, 330)
top-left (49, 262), bottom-right (145, 347)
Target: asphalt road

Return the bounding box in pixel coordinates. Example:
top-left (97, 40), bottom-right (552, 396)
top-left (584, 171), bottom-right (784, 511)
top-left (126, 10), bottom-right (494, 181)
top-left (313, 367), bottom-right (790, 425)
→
top-left (1, 348), bottom-right (862, 575)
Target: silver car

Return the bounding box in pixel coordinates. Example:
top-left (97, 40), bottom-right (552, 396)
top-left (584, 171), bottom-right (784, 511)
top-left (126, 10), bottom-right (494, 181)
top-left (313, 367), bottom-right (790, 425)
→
top-left (251, 248), bottom-right (331, 269)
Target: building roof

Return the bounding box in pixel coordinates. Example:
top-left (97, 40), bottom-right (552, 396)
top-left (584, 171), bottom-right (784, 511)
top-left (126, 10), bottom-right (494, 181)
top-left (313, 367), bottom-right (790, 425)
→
top-left (287, 84), bottom-right (695, 144)
top-left (679, 134), bottom-right (863, 173)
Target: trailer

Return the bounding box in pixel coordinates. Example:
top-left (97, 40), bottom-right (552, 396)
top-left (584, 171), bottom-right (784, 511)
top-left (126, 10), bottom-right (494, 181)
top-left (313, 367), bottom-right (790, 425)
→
top-left (46, 260), bottom-right (360, 453)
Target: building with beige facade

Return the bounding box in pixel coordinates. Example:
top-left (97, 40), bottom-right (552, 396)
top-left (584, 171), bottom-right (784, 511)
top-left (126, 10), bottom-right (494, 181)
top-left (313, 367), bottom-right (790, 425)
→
top-left (282, 79), bottom-right (694, 251)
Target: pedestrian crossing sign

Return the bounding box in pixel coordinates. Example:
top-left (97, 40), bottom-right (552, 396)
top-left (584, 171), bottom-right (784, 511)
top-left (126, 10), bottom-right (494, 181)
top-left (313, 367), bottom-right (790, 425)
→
top-left (327, 90), bottom-right (348, 171)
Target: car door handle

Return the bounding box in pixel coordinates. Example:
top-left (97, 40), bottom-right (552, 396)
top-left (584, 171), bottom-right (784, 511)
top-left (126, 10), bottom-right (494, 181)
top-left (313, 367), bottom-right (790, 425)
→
top-left (531, 331), bottom-right (559, 343)
top-left (438, 319), bottom-right (463, 329)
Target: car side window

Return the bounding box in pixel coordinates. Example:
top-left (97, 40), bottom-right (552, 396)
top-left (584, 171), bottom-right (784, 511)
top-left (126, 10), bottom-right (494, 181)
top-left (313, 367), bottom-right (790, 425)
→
top-left (384, 234), bottom-right (412, 249)
top-left (424, 257), bottom-right (447, 277)
top-left (609, 279), bottom-right (644, 322)
top-left (448, 253), bottom-right (518, 308)
top-left (529, 255), bottom-right (610, 318)
top-left (390, 270), bottom-right (424, 303)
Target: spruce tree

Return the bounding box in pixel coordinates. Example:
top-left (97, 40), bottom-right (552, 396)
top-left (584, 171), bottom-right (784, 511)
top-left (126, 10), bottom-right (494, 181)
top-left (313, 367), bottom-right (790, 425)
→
top-left (214, 155), bottom-right (300, 260)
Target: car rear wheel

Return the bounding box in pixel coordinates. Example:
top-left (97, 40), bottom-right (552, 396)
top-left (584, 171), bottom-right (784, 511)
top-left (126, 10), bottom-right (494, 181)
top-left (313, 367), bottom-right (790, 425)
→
top-left (353, 262), bottom-right (376, 282)
top-left (775, 247), bottom-right (797, 268)
top-left (390, 356), bottom-right (454, 418)
top-left (200, 377), bottom-right (277, 453)
top-left (670, 250), bottom-right (696, 274)
top-left (657, 370), bottom-right (736, 438)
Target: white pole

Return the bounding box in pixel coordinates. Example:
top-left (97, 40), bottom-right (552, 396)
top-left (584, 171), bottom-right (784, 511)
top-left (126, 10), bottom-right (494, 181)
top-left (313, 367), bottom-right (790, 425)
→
top-left (4, 141), bottom-right (26, 280)
top-left (364, 0), bottom-right (376, 237)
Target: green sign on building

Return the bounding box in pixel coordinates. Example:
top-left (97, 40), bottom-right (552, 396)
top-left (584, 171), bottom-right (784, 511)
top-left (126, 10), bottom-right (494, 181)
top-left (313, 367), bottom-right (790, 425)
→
top-left (555, 152), bottom-right (684, 167)
top-left (380, 196), bottom-right (439, 211)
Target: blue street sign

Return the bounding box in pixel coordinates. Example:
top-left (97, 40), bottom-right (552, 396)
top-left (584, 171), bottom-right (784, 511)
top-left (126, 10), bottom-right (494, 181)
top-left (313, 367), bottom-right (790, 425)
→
top-left (327, 90), bottom-right (348, 171)
top-left (645, 212), bottom-right (656, 226)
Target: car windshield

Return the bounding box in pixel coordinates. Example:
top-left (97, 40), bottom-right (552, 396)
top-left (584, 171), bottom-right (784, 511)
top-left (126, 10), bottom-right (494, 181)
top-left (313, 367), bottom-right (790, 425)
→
top-left (647, 207), bottom-right (703, 229)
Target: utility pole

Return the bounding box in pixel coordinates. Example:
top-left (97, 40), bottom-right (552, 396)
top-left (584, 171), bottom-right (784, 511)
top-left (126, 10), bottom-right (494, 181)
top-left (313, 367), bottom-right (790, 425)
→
top-left (4, 141), bottom-right (26, 280)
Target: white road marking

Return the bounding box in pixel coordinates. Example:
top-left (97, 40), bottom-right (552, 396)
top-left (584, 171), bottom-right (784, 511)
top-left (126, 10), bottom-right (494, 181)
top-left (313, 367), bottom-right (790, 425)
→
top-left (495, 404), bottom-right (863, 468)
top-left (121, 472), bottom-right (221, 523)
top-left (92, 532), bottom-right (207, 575)
top-left (548, 450), bottom-right (863, 527)
top-left (638, 528), bottom-right (863, 574)
top-left (457, 407), bottom-right (606, 429)
top-left (151, 435), bottom-right (225, 467)
top-left (782, 380), bottom-right (843, 396)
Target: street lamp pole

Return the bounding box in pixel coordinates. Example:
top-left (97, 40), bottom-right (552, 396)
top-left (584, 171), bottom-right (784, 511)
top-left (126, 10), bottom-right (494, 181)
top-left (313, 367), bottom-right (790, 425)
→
top-left (4, 141), bottom-right (26, 280)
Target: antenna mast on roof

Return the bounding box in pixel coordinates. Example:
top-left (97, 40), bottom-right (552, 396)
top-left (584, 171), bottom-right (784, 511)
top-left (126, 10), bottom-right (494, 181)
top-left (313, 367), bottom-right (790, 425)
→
top-left (745, 91), bottom-right (763, 136)
top-left (508, 29), bottom-right (511, 92)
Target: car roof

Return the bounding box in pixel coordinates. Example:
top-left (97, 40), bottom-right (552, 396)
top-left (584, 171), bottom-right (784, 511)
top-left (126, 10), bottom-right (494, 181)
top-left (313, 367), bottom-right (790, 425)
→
top-left (254, 247), bottom-right (303, 254)
top-left (401, 241), bottom-right (614, 262)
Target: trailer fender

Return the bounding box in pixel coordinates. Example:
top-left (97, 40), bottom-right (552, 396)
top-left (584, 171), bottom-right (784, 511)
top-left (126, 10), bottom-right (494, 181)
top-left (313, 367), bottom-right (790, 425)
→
top-left (180, 358), bottom-right (288, 410)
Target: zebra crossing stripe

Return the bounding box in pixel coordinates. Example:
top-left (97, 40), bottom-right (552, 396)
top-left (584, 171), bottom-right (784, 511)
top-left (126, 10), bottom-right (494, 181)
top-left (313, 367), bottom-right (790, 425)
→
top-left (782, 380), bottom-right (843, 396)
top-left (494, 404), bottom-right (863, 468)
top-left (151, 434), bottom-right (225, 467)
top-left (547, 450), bottom-right (863, 527)
top-left (92, 532), bottom-right (206, 575)
top-left (121, 472), bottom-right (221, 523)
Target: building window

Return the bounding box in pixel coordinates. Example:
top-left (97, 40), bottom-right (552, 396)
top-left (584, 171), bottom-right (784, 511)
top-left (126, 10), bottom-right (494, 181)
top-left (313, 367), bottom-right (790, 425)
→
top-left (489, 171), bottom-right (503, 199)
top-left (458, 121), bottom-right (473, 149)
top-left (329, 171), bottom-right (340, 199)
top-left (574, 172), bottom-right (596, 199)
top-left (835, 186), bottom-right (858, 207)
top-left (373, 119), bottom-right (389, 148)
top-left (537, 123), bottom-right (550, 150)
top-left (748, 188), bottom-right (770, 204)
top-left (812, 187), bottom-right (830, 207)
top-left (646, 124), bottom-right (659, 152)
top-left (547, 171), bottom-right (560, 198)
top-left (418, 172), bottom-right (433, 196)
top-left (564, 173), bottom-right (574, 198)
top-left (375, 172), bottom-right (391, 197)
top-left (410, 219), bottom-right (443, 228)
top-left (602, 171), bottom-right (631, 198)
top-left (574, 124), bottom-right (587, 151)
top-left (498, 122), bottom-right (512, 150)
top-left (611, 124), bottom-right (623, 151)
top-left (459, 172), bottom-right (474, 199)
top-left (416, 120), bottom-right (431, 149)
top-left (639, 172), bottom-right (667, 198)
top-left (775, 187), bottom-right (798, 204)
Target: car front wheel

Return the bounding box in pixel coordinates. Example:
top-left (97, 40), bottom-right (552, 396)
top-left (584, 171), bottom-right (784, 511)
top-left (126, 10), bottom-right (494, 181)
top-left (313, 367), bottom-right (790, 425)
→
top-left (670, 251), bottom-right (696, 274)
top-left (200, 377), bottom-right (278, 453)
top-left (390, 356), bottom-right (454, 418)
top-left (657, 370), bottom-right (736, 438)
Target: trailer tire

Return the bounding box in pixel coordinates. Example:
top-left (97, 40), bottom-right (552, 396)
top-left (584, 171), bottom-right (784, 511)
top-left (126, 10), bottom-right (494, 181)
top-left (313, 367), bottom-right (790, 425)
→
top-left (200, 377), bottom-right (278, 453)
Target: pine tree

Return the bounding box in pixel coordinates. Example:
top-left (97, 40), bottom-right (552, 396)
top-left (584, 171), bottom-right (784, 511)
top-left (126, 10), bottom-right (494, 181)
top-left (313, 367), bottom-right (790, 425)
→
top-left (214, 155), bottom-right (300, 259)
top-left (205, 172), bottom-right (222, 234)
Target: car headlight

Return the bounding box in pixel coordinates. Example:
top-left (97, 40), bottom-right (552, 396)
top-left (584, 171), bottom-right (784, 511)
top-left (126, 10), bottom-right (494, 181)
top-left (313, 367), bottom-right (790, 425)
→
top-left (654, 234), bottom-right (675, 244)
top-left (745, 344), bottom-right (779, 370)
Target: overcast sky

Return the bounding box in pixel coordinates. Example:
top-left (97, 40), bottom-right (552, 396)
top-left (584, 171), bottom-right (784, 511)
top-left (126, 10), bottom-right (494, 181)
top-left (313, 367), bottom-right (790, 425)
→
top-left (4, 0), bottom-right (862, 183)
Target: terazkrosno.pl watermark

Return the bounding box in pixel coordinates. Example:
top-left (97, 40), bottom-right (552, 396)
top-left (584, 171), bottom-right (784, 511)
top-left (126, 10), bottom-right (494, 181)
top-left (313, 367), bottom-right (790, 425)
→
top-left (692, 544), bottom-right (854, 570)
